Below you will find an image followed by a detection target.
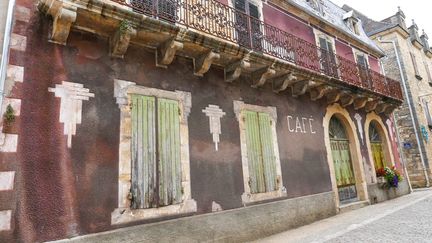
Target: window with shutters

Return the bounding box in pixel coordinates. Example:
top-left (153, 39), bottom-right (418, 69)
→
top-left (354, 51), bottom-right (370, 84)
top-left (112, 79), bottom-right (196, 224)
top-left (234, 101), bottom-right (286, 204)
top-left (314, 31), bottom-right (338, 78)
top-left (130, 0), bottom-right (178, 23)
top-left (232, 0), bottom-right (263, 50)
top-left (410, 52), bottom-right (422, 80)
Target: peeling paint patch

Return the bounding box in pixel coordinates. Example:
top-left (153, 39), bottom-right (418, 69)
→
top-left (0, 171), bottom-right (15, 191)
top-left (0, 210), bottom-right (12, 231)
top-left (212, 201), bottom-right (223, 212)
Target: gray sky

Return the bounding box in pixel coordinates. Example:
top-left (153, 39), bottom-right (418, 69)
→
top-left (330, 0), bottom-right (432, 42)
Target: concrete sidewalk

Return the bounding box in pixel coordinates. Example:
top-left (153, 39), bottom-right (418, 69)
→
top-left (255, 189), bottom-right (432, 243)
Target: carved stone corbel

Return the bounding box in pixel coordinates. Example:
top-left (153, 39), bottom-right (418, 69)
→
top-left (40, 0), bottom-right (77, 45)
top-left (375, 102), bottom-right (390, 114)
top-left (251, 67), bottom-right (276, 88)
top-left (340, 92), bottom-right (354, 107)
top-left (365, 99), bottom-right (379, 112)
top-left (384, 104), bottom-right (397, 115)
top-left (272, 73), bottom-right (296, 93)
top-left (353, 97), bottom-right (369, 110)
top-left (194, 51), bottom-right (220, 76)
top-left (110, 26), bottom-right (137, 58)
top-left (291, 80), bottom-right (309, 97)
top-left (156, 39), bottom-right (184, 68)
top-left (310, 85), bottom-right (332, 101)
top-left (224, 60), bottom-right (250, 82)
top-left (326, 89), bottom-right (341, 104)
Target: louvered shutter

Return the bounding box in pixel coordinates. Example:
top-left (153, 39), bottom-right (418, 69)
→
top-left (131, 95), bottom-right (157, 209)
top-left (258, 112), bottom-right (278, 192)
top-left (244, 111), bottom-right (265, 193)
top-left (158, 98), bottom-right (182, 206)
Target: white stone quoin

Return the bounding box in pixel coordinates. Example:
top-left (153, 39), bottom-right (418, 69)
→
top-left (0, 171), bottom-right (15, 191)
top-left (49, 81), bottom-right (94, 148)
top-left (202, 105), bottom-right (225, 151)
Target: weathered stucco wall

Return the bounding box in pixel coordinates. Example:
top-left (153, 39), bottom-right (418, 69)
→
top-left (0, 0), bottom-right (405, 242)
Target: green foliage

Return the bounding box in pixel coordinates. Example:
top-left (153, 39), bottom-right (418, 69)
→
top-left (3, 104), bottom-right (15, 124)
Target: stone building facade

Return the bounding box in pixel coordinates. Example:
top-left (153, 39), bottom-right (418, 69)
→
top-left (0, 0), bottom-right (407, 242)
top-left (346, 6), bottom-right (432, 188)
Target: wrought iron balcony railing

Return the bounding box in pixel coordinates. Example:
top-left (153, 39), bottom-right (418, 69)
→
top-left (111, 0), bottom-right (403, 101)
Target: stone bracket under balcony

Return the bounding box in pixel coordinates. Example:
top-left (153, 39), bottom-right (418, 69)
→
top-left (37, 0), bottom-right (403, 115)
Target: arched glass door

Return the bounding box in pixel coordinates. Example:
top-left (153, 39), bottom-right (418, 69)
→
top-left (329, 117), bottom-right (357, 202)
top-left (369, 122), bottom-right (385, 170)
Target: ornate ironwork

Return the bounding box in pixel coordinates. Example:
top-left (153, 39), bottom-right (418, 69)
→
top-left (112, 0), bottom-right (403, 101)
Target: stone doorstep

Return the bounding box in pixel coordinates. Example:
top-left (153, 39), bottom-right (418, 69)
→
top-left (339, 200), bottom-right (370, 214)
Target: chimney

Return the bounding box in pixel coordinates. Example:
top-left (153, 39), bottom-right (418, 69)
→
top-left (420, 29), bottom-right (430, 51)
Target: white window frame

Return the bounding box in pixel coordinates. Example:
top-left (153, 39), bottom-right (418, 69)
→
top-left (112, 79), bottom-right (196, 225)
top-left (233, 100), bottom-right (286, 204)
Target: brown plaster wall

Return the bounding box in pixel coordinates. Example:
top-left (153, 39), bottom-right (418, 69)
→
top-left (6, 2), bottom-right (397, 242)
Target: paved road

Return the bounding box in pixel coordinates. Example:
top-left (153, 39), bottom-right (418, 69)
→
top-left (257, 189), bottom-right (432, 243)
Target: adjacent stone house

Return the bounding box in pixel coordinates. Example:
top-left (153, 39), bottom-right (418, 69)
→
top-left (345, 6), bottom-right (432, 188)
top-left (0, 0), bottom-right (407, 241)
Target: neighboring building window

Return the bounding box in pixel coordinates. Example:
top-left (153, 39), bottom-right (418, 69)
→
top-left (112, 79), bottom-right (196, 224)
top-left (410, 52), bottom-right (422, 80)
top-left (424, 61), bottom-right (432, 84)
top-left (423, 100), bottom-right (432, 129)
top-left (234, 101), bottom-right (286, 204)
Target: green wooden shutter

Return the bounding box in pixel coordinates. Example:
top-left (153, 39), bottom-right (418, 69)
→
top-left (330, 140), bottom-right (343, 187)
top-left (339, 141), bottom-right (356, 185)
top-left (131, 95), bottom-right (156, 209)
top-left (258, 112), bottom-right (278, 192)
top-left (158, 98), bottom-right (182, 206)
top-left (371, 143), bottom-right (384, 169)
top-left (244, 111), bottom-right (265, 193)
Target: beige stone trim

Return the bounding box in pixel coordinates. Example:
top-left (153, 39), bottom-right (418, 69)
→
top-left (10, 33), bottom-right (26, 51)
top-left (364, 112), bottom-right (395, 184)
top-left (112, 79), bottom-right (196, 224)
top-left (0, 210), bottom-right (12, 231)
top-left (0, 171), bottom-right (15, 191)
top-left (233, 100), bottom-right (286, 205)
top-left (323, 103), bottom-right (369, 209)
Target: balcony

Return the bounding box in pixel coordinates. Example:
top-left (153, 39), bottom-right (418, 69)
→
top-left (38, 0), bottom-right (403, 113)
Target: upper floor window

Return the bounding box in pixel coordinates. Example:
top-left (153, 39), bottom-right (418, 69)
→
top-left (233, 0), bottom-right (263, 49)
top-left (423, 100), bottom-right (432, 129)
top-left (314, 31), bottom-right (338, 78)
top-left (343, 11), bottom-right (360, 35)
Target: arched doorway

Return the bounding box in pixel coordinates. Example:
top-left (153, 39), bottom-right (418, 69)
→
top-left (329, 116), bottom-right (357, 203)
top-left (369, 121), bottom-right (385, 170)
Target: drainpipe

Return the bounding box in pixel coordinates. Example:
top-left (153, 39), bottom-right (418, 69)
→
top-left (380, 57), bottom-right (413, 193)
top-left (0, 0), bottom-right (15, 112)
top-left (378, 38), bottom-right (430, 187)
